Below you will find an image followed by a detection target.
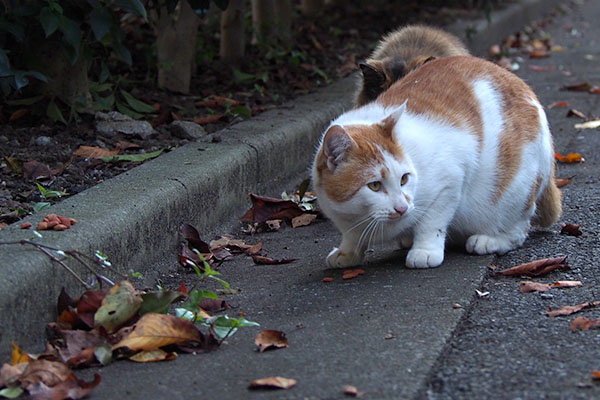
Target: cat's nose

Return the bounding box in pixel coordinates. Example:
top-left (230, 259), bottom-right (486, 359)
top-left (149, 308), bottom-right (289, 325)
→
top-left (394, 205), bottom-right (407, 215)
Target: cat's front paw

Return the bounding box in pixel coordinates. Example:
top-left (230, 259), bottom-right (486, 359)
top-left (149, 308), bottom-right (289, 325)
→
top-left (405, 248), bottom-right (444, 268)
top-left (466, 234), bottom-right (515, 255)
top-left (326, 247), bottom-right (363, 268)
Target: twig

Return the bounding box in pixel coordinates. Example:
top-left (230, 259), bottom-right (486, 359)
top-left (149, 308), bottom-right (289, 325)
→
top-left (34, 245), bottom-right (92, 290)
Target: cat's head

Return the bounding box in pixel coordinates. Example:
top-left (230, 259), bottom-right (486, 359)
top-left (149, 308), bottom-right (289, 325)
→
top-left (313, 106), bottom-right (416, 227)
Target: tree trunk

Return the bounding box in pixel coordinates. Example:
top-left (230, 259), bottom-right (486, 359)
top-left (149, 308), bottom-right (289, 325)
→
top-left (153, 1), bottom-right (200, 94)
top-left (220, 0), bottom-right (246, 65)
top-left (251, 0), bottom-right (276, 44)
top-left (275, 0), bottom-right (293, 46)
top-left (301, 0), bottom-right (323, 17)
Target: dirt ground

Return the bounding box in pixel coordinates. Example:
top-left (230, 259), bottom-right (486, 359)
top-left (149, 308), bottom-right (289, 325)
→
top-left (0, 1), bottom-right (503, 227)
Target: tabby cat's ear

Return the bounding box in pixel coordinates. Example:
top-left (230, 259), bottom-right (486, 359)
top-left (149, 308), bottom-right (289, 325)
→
top-left (323, 125), bottom-right (353, 172)
top-left (360, 61), bottom-right (386, 100)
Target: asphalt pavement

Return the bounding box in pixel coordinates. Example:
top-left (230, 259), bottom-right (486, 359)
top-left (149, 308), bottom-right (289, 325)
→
top-left (2, 0), bottom-right (598, 399)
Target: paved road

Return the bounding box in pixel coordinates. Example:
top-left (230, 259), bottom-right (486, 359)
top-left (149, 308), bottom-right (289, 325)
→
top-left (425, 1), bottom-right (600, 399)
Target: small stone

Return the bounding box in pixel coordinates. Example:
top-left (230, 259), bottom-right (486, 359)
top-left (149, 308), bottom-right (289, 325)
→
top-left (34, 136), bottom-right (52, 146)
top-left (169, 120), bottom-right (206, 140)
top-left (0, 135), bottom-right (8, 143)
top-left (540, 293), bottom-right (553, 300)
top-left (94, 111), bottom-right (157, 139)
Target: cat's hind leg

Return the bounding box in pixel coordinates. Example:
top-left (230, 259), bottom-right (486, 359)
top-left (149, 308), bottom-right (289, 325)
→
top-left (465, 220), bottom-right (529, 255)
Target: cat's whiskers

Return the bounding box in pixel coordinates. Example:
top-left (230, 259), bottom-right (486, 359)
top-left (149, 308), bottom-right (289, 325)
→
top-left (344, 211), bottom-right (378, 235)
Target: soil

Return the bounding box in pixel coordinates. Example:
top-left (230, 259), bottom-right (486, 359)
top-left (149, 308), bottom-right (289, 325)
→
top-left (0, 1), bottom-right (505, 227)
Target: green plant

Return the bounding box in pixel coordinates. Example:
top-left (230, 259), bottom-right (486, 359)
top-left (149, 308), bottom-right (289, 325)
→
top-left (33, 182), bottom-right (67, 213)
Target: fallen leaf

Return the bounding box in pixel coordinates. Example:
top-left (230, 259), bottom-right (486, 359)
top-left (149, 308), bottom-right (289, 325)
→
top-left (195, 95), bottom-right (240, 108)
top-left (139, 290), bottom-right (186, 315)
top-left (248, 376), bottom-right (297, 390)
top-left (547, 301), bottom-right (600, 317)
top-left (26, 372), bottom-right (101, 400)
top-left (323, 277), bottom-right (334, 283)
top-left (0, 363), bottom-right (27, 389)
top-left (94, 281), bottom-right (142, 332)
top-left (255, 330), bottom-right (288, 352)
top-left (519, 281), bottom-right (550, 293)
top-left (198, 298), bottom-right (231, 311)
top-left (22, 160), bottom-right (54, 179)
top-left (116, 141), bottom-right (141, 150)
top-left (9, 108), bottom-right (28, 122)
top-left (589, 86), bottom-right (600, 94)
top-left (11, 342), bottom-right (31, 366)
top-left (245, 242), bottom-right (263, 255)
top-left (179, 223), bottom-right (210, 253)
top-left (563, 82), bottom-right (592, 91)
top-left (291, 213), bottom-right (317, 228)
top-left (241, 194), bottom-right (305, 224)
top-left (18, 359), bottom-right (72, 389)
top-left (561, 223), bottom-right (582, 236)
top-left (112, 313), bottom-right (204, 351)
top-left (570, 317), bottom-right (600, 331)
top-left (592, 371), bottom-right (600, 379)
top-left (178, 281), bottom-right (188, 294)
top-left (343, 270), bottom-right (360, 280)
top-left (574, 120), bottom-right (600, 130)
top-left (252, 255), bottom-right (296, 265)
top-left (547, 101), bottom-right (568, 109)
top-left (129, 349), bottom-right (177, 362)
top-left (551, 280), bottom-right (582, 288)
top-left (566, 109), bottom-right (586, 119)
top-left (266, 219), bottom-right (282, 231)
top-left (343, 385), bottom-right (365, 397)
top-left (179, 243), bottom-right (211, 269)
top-left (74, 145), bottom-right (120, 159)
top-left (555, 177), bottom-right (573, 188)
top-left (193, 114), bottom-right (224, 125)
top-left (496, 256), bottom-right (568, 277)
top-left (76, 289), bottom-right (108, 328)
top-left (529, 65), bottom-right (554, 71)
top-left (49, 329), bottom-right (108, 367)
top-left (529, 49), bottom-right (550, 58)
top-left (555, 152), bottom-right (584, 163)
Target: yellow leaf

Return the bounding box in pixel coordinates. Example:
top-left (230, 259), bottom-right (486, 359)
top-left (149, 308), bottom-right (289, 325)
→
top-left (11, 341), bottom-right (31, 365)
top-left (129, 349), bottom-right (177, 363)
top-left (574, 120), bottom-right (600, 130)
top-left (95, 281), bottom-right (142, 332)
top-left (112, 313), bottom-right (203, 351)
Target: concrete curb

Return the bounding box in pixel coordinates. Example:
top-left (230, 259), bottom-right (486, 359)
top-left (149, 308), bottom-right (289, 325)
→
top-left (0, 0), bottom-right (560, 361)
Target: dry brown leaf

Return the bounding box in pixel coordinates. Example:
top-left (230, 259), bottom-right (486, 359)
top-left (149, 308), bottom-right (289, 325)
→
top-left (193, 114), bottom-right (224, 125)
top-left (529, 49), bottom-right (550, 58)
top-left (495, 256), bottom-right (568, 277)
top-left (22, 160), bottom-right (54, 179)
top-left (26, 372), bottom-right (101, 400)
top-left (563, 82), bottom-right (592, 91)
top-left (555, 152), bottom-right (584, 163)
top-left (129, 349), bottom-right (177, 362)
top-left (561, 223), bottom-right (583, 236)
top-left (18, 359), bottom-right (72, 389)
top-left (112, 313), bottom-right (203, 351)
top-left (74, 145), bottom-right (120, 159)
top-left (255, 330), bottom-right (289, 352)
top-left (252, 255), bottom-right (296, 265)
top-left (547, 101), bottom-right (568, 109)
top-left (519, 281), bottom-right (550, 293)
top-left (248, 376), bottom-right (297, 390)
top-left (11, 342), bottom-right (31, 366)
top-left (590, 86), bottom-right (600, 94)
top-left (566, 109), bottom-right (586, 119)
top-left (291, 213), bottom-right (317, 228)
top-left (343, 385), bottom-right (365, 397)
top-left (529, 65), bottom-right (554, 72)
top-left (9, 108), bottom-right (28, 122)
top-left (241, 194), bottom-right (305, 224)
top-left (551, 280), bottom-right (582, 288)
top-left (555, 177), bottom-right (573, 188)
top-left (570, 317), bottom-right (600, 331)
top-left (323, 277), bottom-right (334, 283)
top-left (547, 301), bottom-right (600, 318)
top-left (592, 371), bottom-right (600, 379)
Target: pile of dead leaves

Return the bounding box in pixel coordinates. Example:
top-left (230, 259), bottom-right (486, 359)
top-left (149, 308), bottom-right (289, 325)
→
top-left (0, 280), bottom-right (236, 399)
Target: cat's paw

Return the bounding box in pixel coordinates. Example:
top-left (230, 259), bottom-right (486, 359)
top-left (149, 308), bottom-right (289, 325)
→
top-left (465, 234), bottom-right (515, 255)
top-left (405, 248), bottom-right (444, 268)
top-left (326, 247), bottom-right (362, 268)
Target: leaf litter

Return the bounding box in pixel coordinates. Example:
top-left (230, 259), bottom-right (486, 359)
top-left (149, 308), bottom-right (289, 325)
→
top-left (495, 256), bottom-right (569, 277)
top-left (255, 330), bottom-right (289, 352)
top-left (248, 376), bottom-right (297, 390)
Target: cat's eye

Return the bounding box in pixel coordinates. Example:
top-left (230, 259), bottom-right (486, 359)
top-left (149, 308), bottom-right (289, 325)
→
top-left (401, 173), bottom-right (410, 186)
top-left (367, 181), bottom-right (382, 192)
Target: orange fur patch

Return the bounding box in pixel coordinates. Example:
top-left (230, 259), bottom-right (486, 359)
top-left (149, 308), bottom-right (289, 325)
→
top-left (316, 124), bottom-right (404, 203)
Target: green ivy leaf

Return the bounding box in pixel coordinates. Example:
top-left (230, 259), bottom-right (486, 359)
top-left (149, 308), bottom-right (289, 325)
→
top-left (231, 105), bottom-right (251, 119)
top-left (208, 315), bottom-right (260, 340)
top-left (100, 149), bottom-right (163, 163)
top-left (47, 99), bottom-right (67, 124)
top-left (232, 69), bottom-right (255, 84)
top-left (39, 7), bottom-right (59, 37)
top-left (12, 71), bottom-right (28, 90)
top-left (140, 290), bottom-right (186, 315)
top-left (57, 15), bottom-right (81, 63)
top-left (89, 6), bottom-right (113, 41)
top-left (116, 101), bottom-right (143, 119)
top-left (6, 95), bottom-right (45, 106)
top-left (0, 387), bottom-right (24, 399)
top-left (115, 0), bottom-right (148, 19)
top-left (120, 90), bottom-right (155, 113)
top-left (0, 19), bottom-right (25, 42)
top-left (33, 202), bottom-right (51, 213)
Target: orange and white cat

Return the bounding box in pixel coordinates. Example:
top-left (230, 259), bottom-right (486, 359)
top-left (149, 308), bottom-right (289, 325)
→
top-left (313, 56), bottom-right (561, 269)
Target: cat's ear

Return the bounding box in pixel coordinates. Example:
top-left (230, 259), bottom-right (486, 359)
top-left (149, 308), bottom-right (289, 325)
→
top-left (360, 61), bottom-right (386, 102)
top-left (383, 100), bottom-right (408, 127)
top-left (323, 125), bottom-right (353, 172)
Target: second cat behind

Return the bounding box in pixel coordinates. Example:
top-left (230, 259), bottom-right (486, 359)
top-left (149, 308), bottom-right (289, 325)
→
top-left (313, 56), bottom-right (561, 269)
top-left (356, 25), bottom-right (470, 106)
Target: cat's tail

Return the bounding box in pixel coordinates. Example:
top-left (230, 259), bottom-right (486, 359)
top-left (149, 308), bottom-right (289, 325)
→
top-left (534, 177), bottom-right (562, 227)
